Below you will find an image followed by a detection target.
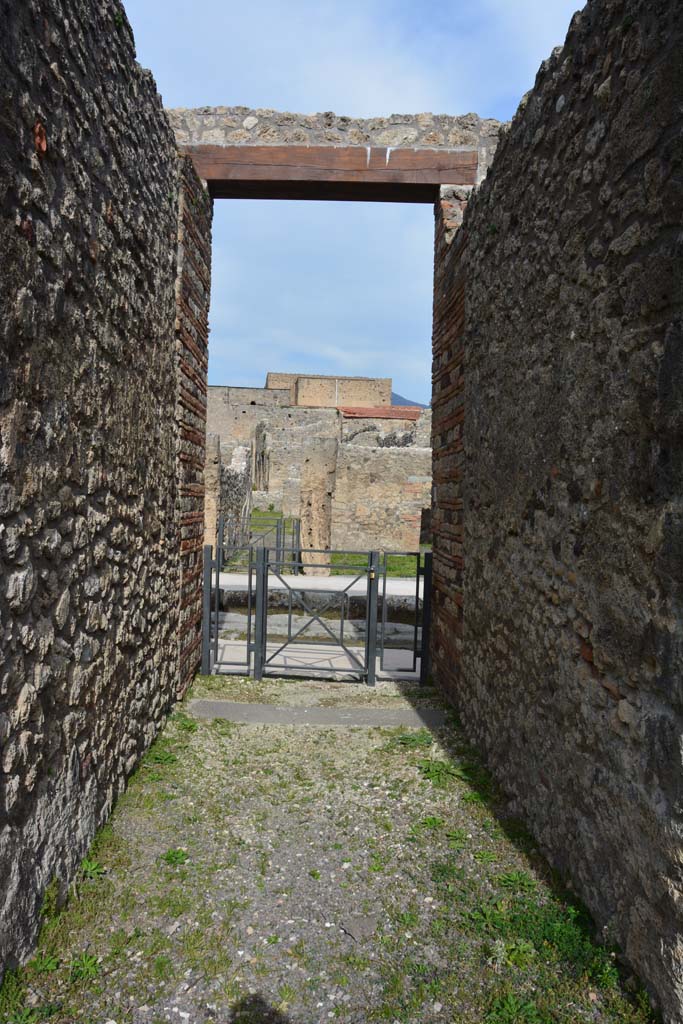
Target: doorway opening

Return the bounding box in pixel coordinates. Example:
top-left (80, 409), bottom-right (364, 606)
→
top-left (204, 198), bottom-right (434, 681)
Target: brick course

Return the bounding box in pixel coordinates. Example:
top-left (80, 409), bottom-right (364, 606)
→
top-left (174, 155), bottom-right (212, 695)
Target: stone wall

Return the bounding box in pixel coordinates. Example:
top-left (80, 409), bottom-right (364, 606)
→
top-left (341, 409), bottom-right (432, 448)
top-left (207, 387), bottom-right (271, 445)
top-left (207, 382), bottom-right (433, 555)
top-left (0, 0), bottom-right (211, 977)
top-left (209, 386), bottom-right (344, 516)
top-left (219, 385), bottom-right (291, 408)
top-left (203, 438), bottom-right (252, 552)
top-left (341, 417), bottom-right (417, 447)
top-left (203, 435), bottom-right (222, 552)
top-left (265, 373), bottom-right (392, 408)
top-left (300, 438), bottom-right (338, 574)
top-left (220, 445), bottom-right (253, 546)
top-left (254, 408), bottom-right (341, 519)
top-left (430, 0), bottom-right (683, 1018)
top-left (332, 446), bottom-right (431, 551)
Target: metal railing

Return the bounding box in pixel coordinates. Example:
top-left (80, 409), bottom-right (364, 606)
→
top-left (221, 513), bottom-right (302, 572)
top-left (378, 550), bottom-right (432, 679)
top-left (202, 540), bottom-right (432, 686)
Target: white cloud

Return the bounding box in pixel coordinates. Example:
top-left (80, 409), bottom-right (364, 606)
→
top-left (128, 0), bottom-right (581, 118)
top-left (125, 0), bottom-right (582, 404)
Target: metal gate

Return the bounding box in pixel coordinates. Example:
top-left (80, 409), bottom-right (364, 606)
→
top-left (201, 523), bottom-right (431, 686)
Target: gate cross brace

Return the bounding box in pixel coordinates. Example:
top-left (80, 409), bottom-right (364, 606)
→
top-left (264, 571), bottom-right (367, 671)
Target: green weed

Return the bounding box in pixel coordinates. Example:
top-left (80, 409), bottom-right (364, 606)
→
top-left (504, 939), bottom-right (537, 969)
top-left (344, 955), bottom-right (370, 973)
top-left (369, 853), bottom-right (388, 873)
top-left (278, 983), bottom-right (297, 1006)
top-left (212, 718), bottom-right (236, 737)
top-left (81, 858), bottom-right (105, 880)
top-left (150, 888), bottom-right (193, 916)
top-left (396, 911), bottom-right (419, 929)
top-left (152, 954), bottom-right (174, 981)
top-left (171, 710), bottom-right (199, 734)
top-left (462, 790), bottom-right (487, 804)
top-left (419, 815), bottom-right (444, 830)
top-left (485, 991), bottom-right (543, 1023)
top-left (0, 970), bottom-right (27, 1017)
top-left (474, 850), bottom-right (497, 864)
top-left (497, 870), bottom-right (537, 894)
top-left (7, 1010), bottom-right (40, 1024)
top-left (30, 951), bottom-right (60, 973)
top-left (430, 859), bottom-right (465, 885)
top-left (417, 758), bottom-right (458, 787)
top-left (70, 951), bottom-right (100, 980)
top-left (161, 848), bottom-right (189, 866)
top-left (40, 879), bottom-right (60, 921)
top-left (386, 729), bottom-right (433, 751)
top-left (145, 748), bottom-right (177, 766)
top-left (468, 895), bottom-right (619, 984)
top-left (445, 828), bottom-right (469, 850)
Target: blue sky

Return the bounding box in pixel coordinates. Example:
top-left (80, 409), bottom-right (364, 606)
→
top-left (126, 0), bottom-right (580, 405)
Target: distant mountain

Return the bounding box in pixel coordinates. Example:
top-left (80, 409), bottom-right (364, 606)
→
top-left (391, 391), bottom-right (428, 408)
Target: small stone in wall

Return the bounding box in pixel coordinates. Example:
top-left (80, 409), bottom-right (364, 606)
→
top-left (617, 699), bottom-right (637, 727)
top-left (376, 126), bottom-right (419, 147)
top-left (6, 564), bottom-right (34, 611)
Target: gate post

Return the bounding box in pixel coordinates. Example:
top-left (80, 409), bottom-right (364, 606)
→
top-left (293, 519), bottom-right (301, 576)
top-left (419, 551), bottom-right (433, 686)
top-left (252, 547), bottom-right (268, 681)
top-left (201, 544), bottom-right (213, 676)
top-left (365, 551), bottom-right (379, 686)
top-left (275, 519), bottom-right (284, 565)
top-left (217, 515), bottom-right (225, 565)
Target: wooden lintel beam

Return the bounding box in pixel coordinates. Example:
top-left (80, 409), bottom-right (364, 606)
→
top-left (182, 144), bottom-right (478, 202)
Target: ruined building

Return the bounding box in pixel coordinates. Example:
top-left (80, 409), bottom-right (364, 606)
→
top-left (1, 0), bottom-right (682, 1018)
top-left (205, 373), bottom-right (432, 556)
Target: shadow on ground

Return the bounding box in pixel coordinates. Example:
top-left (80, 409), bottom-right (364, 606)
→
top-left (229, 994), bottom-right (292, 1022)
top-left (0, 669), bottom-right (657, 1024)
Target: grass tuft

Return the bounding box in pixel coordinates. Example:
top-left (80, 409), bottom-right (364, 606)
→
top-left (160, 848), bottom-right (189, 866)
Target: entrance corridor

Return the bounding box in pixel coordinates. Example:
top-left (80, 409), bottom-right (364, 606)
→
top-left (4, 677), bottom-right (652, 1024)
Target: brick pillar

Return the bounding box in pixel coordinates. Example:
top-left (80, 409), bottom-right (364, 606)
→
top-left (174, 155), bottom-right (212, 694)
top-left (430, 187), bottom-right (469, 702)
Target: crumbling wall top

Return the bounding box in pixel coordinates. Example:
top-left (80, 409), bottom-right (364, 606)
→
top-left (166, 106), bottom-right (502, 152)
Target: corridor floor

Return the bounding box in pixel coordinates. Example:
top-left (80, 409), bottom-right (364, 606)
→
top-left (1, 678), bottom-right (654, 1024)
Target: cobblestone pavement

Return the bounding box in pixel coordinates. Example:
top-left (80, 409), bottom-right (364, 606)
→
top-left (1, 678), bottom-right (655, 1024)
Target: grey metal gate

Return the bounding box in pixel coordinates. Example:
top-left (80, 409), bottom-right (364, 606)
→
top-left (378, 550), bottom-right (432, 683)
top-left (251, 548), bottom-right (380, 684)
top-left (202, 516), bottom-right (256, 675)
top-left (202, 530), bottom-right (431, 685)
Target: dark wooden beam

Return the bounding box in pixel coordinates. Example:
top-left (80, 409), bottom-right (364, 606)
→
top-left (202, 180), bottom-right (442, 203)
top-left (181, 145), bottom-right (478, 202)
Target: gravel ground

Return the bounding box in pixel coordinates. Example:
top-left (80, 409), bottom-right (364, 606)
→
top-left (0, 677), bottom-right (656, 1024)
top-left (189, 677), bottom-right (442, 710)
